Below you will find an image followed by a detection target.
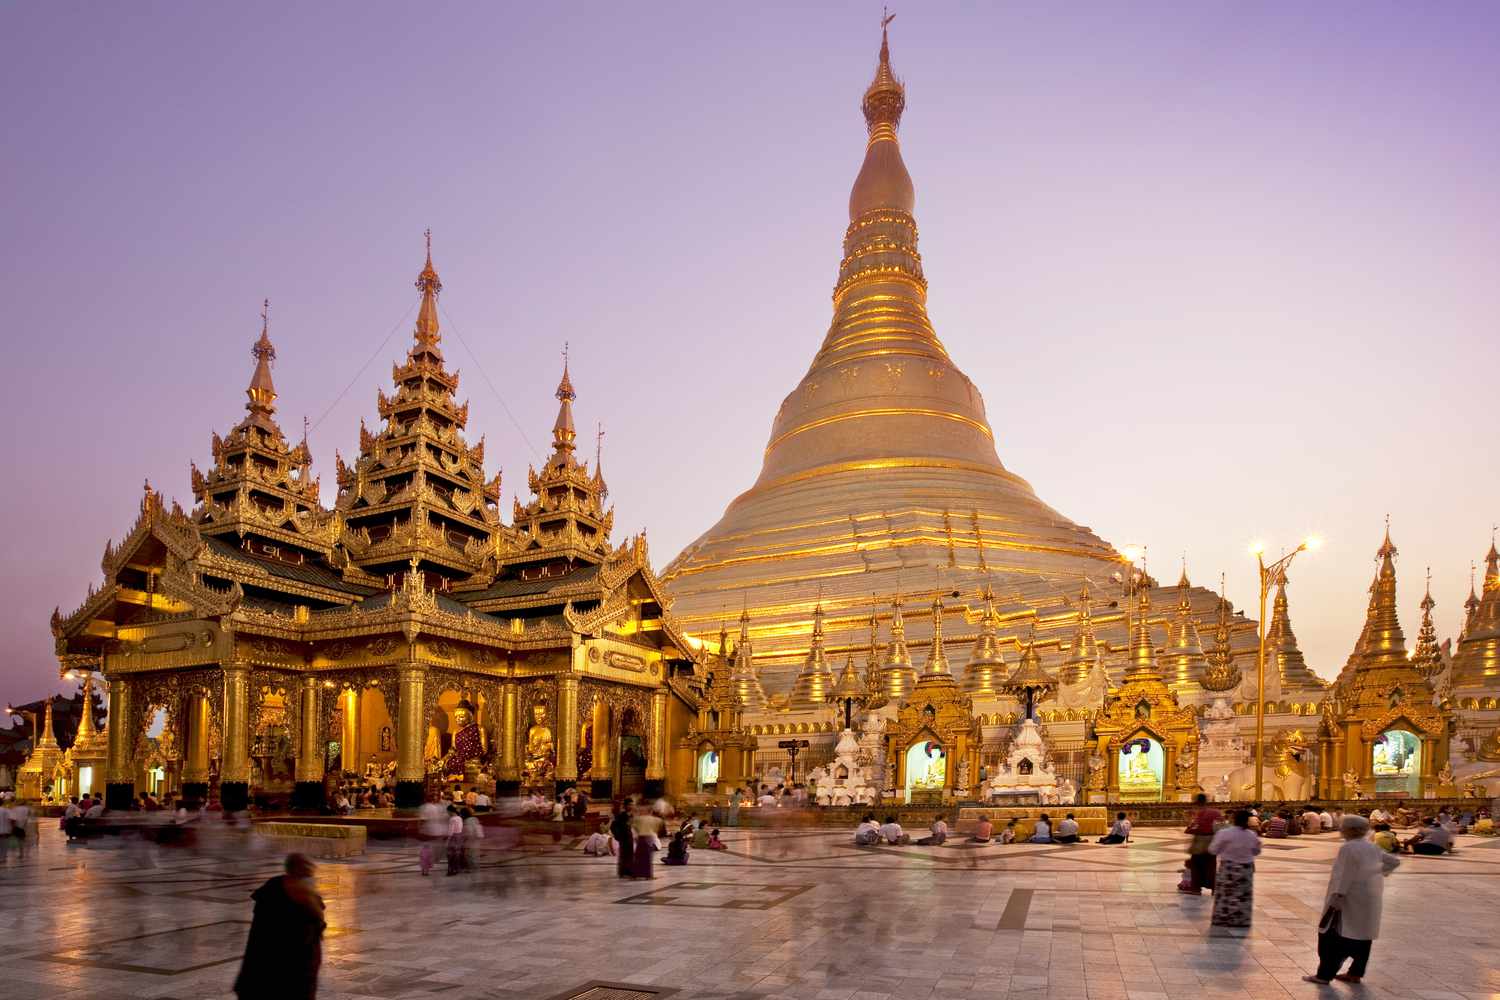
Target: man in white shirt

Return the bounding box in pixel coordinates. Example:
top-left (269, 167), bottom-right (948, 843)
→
top-left (854, 815), bottom-right (880, 846)
top-left (917, 816), bottom-right (949, 845)
top-left (757, 788), bottom-right (776, 808)
top-left (6, 801), bottom-right (32, 859)
top-left (1369, 806), bottom-right (1390, 825)
top-left (475, 791), bottom-right (491, 812)
top-left (880, 816), bottom-right (910, 845)
top-left (84, 799), bottom-right (105, 819)
top-left (1320, 809), bottom-right (1335, 831)
top-left (1055, 813), bottom-right (1080, 844)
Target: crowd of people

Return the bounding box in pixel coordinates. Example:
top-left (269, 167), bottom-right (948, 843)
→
top-left (851, 809), bottom-right (1130, 847)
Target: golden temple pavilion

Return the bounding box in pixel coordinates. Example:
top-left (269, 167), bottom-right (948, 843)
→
top-left (51, 245), bottom-right (738, 811)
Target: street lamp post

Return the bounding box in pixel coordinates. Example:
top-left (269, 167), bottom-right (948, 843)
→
top-left (1250, 537), bottom-right (1321, 801)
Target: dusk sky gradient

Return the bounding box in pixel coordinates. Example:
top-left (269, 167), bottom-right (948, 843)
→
top-left (3, 2), bottom-right (1498, 715)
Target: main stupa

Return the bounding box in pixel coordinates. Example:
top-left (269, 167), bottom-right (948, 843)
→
top-left (662, 24), bottom-right (1305, 701)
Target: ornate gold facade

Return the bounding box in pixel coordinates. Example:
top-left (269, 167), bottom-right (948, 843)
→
top-left (52, 245), bottom-right (740, 810)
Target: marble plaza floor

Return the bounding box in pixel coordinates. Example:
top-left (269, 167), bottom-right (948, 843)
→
top-left (2, 821), bottom-right (1499, 1000)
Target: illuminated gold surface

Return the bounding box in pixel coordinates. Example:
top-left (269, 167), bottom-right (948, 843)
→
top-left (1452, 540), bottom-right (1500, 689)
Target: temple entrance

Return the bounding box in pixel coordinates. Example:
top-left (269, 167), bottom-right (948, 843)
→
top-left (1373, 728), bottom-right (1421, 795)
top-left (698, 748), bottom-right (720, 791)
top-left (904, 740), bottom-right (946, 802)
top-left (1117, 736), bottom-right (1164, 801)
top-left (616, 708), bottom-right (645, 799)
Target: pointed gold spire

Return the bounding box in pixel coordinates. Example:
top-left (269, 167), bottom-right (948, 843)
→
top-left (1452, 533), bottom-right (1500, 688)
top-left (1265, 569), bottom-right (1320, 690)
top-left (36, 695), bottom-right (59, 750)
top-left (1412, 568), bottom-right (1443, 678)
top-left (962, 584), bottom-right (1007, 695)
top-left (1462, 562), bottom-right (1481, 639)
top-left (879, 590), bottom-right (919, 702)
top-left (1161, 561), bottom-right (1206, 687)
top-left (1060, 580), bottom-right (1099, 686)
top-left (788, 598), bottom-right (836, 710)
top-left (924, 593), bottom-right (951, 675)
top-left (829, 652), bottom-right (867, 729)
top-left (245, 298), bottom-right (278, 424)
top-left (1124, 585), bottom-right (1163, 681)
top-left (414, 228), bottom-right (442, 350)
top-left (1201, 573), bottom-right (1242, 692)
top-left (728, 604), bottom-right (768, 712)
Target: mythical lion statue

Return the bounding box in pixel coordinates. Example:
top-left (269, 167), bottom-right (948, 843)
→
top-left (1222, 729), bottom-right (1312, 800)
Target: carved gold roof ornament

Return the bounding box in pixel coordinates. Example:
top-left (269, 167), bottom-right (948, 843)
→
top-left (878, 589), bottom-right (919, 703)
top-left (787, 595), bottom-right (836, 711)
top-left (1411, 568), bottom-right (1444, 679)
top-left (961, 584), bottom-right (1006, 696)
top-left (1123, 585), bottom-right (1164, 683)
top-left (728, 604), bottom-right (769, 712)
top-left (1000, 622), bottom-right (1056, 720)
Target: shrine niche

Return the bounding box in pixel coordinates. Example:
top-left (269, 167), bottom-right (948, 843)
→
top-left (1085, 589), bottom-right (1200, 802)
top-left (884, 675), bottom-right (977, 803)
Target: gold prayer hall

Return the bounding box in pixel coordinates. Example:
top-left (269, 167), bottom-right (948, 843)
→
top-left (48, 26), bottom-right (1500, 812)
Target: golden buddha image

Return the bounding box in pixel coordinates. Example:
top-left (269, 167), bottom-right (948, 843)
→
top-left (1119, 739), bottom-right (1163, 793)
top-left (523, 703), bottom-right (555, 787)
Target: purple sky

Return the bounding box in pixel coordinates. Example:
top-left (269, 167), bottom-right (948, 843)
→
top-left (4, 2), bottom-right (1498, 715)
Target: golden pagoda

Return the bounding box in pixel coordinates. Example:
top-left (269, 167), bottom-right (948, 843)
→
top-left (1265, 570), bottom-right (1325, 694)
top-left (1200, 581), bottom-right (1243, 693)
top-left (878, 593), bottom-right (919, 701)
top-left (1411, 570), bottom-right (1444, 680)
top-left (1000, 626), bottom-right (1057, 721)
top-left (1451, 539), bottom-right (1500, 694)
top-left (1086, 587), bottom-right (1200, 802)
top-left (1323, 527), bottom-right (1450, 798)
top-left (16, 695), bottom-right (64, 801)
top-left (659, 22), bottom-right (1263, 704)
top-left (1059, 582), bottom-right (1099, 686)
top-left (727, 607), bottom-right (769, 713)
top-left (51, 242), bottom-right (724, 811)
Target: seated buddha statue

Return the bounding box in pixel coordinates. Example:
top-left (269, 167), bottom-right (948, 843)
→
top-left (523, 703), bottom-right (555, 787)
top-left (441, 700), bottom-right (485, 778)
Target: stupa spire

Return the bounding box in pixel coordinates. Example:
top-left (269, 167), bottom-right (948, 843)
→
top-left (1124, 585), bottom-right (1163, 682)
top-left (1451, 533), bottom-right (1500, 689)
top-left (879, 590), bottom-right (919, 702)
top-left (1462, 562), bottom-right (1481, 639)
top-left (1002, 623), bottom-right (1056, 721)
top-left (36, 695), bottom-right (59, 750)
top-left (414, 229), bottom-right (442, 351)
top-left (1265, 569), bottom-right (1320, 690)
top-left (552, 343), bottom-right (577, 458)
top-left (1162, 560), bottom-right (1206, 687)
top-left (1412, 568), bottom-right (1443, 678)
top-left (728, 604), bottom-right (768, 712)
top-left (1060, 580), bottom-right (1098, 686)
top-left (963, 584), bottom-right (1006, 695)
top-left (245, 298), bottom-right (277, 423)
top-left (924, 593), bottom-right (951, 675)
top-left (1201, 573), bottom-right (1241, 692)
top-left (788, 597), bottom-right (835, 710)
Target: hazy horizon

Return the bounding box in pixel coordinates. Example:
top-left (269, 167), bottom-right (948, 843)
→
top-left (3, 2), bottom-right (1498, 716)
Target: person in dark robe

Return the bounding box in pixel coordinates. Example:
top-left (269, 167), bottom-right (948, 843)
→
top-left (610, 801), bottom-right (634, 879)
top-left (234, 853), bottom-right (325, 1000)
top-left (1181, 793), bottom-right (1222, 894)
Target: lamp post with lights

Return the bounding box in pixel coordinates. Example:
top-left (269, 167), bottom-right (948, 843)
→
top-left (1250, 537), bottom-right (1322, 801)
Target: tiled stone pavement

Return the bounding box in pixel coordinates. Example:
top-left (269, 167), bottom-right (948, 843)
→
top-left (3, 822), bottom-right (1500, 999)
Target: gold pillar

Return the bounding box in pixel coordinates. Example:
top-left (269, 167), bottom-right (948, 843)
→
top-left (341, 688), bottom-right (360, 772)
top-left (295, 676), bottom-right (322, 782)
top-left (647, 688), bottom-right (667, 781)
top-left (556, 675), bottom-right (579, 782)
top-left (498, 680), bottom-right (519, 781)
top-left (396, 666), bottom-right (425, 784)
top-left (591, 701), bottom-right (612, 779)
top-left (106, 676), bottom-right (132, 784)
top-left (182, 694), bottom-right (211, 783)
top-left (221, 663), bottom-right (251, 784)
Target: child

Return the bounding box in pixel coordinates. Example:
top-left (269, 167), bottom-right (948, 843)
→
top-left (663, 829), bottom-right (690, 865)
top-left (999, 819), bottom-right (1017, 845)
top-left (707, 828), bottom-right (727, 850)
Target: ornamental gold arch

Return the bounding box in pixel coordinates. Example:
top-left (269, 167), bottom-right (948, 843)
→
top-left (314, 668), bottom-right (399, 748)
top-left (249, 668), bottom-right (302, 760)
top-left (420, 667), bottom-right (498, 729)
top-left (128, 668), bottom-right (224, 764)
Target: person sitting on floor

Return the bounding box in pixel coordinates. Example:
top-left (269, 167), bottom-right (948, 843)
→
top-left (1403, 818), bottom-right (1453, 855)
top-left (880, 815), bottom-right (911, 845)
top-left (1263, 811), bottom-right (1290, 838)
top-left (1029, 814), bottom-right (1054, 844)
top-left (1301, 806), bottom-right (1323, 834)
top-left (582, 820), bottom-right (615, 856)
top-left (663, 829), bottom-right (690, 866)
top-left (917, 815), bottom-right (949, 846)
top-left (1055, 813), bottom-right (1081, 844)
top-left (1320, 807), bottom-right (1335, 831)
top-left (1000, 819), bottom-right (1018, 845)
top-left (967, 815), bottom-right (993, 844)
top-left (854, 814), bottom-right (881, 846)
top-left (1371, 823), bottom-right (1399, 854)
top-left (706, 828), bottom-right (727, 850)
top-left (1098, 811), bottom-right (1131, 844)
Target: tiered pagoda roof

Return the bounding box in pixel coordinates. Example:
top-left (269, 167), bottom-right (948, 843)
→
top-left (1452, 539), bottom-right (1500, 690)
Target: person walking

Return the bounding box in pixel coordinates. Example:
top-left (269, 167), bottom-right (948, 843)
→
top-left (461, 807), bottom-right (484, 872)
top-left (417, 796), bottom-right (445, 875)
top-left (1207, 810), bottom-right (1261, 929)
top-left (1304, 815), bottom-right (1401, 985)
top-left (727, 788), bottom-right (741, 827)
top-left (444, 805), bottom-right (464, 876)
top-left (1182, 793), bottom-right (1222, 894)
top-left (631, 804), bottom-right (662, 879)
top-left (610, 801), bottom-right (635, 878)
top-left (234, 854), bottom-right (325, 1000)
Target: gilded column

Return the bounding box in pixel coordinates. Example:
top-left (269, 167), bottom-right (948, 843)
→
top-left (555, 674), bottom-right (579, 793)
top-left (105, 675), bottom-right (134, 809)
top-left (220, 662), bottom-right (251, 811)
top-left (497, 680), bottom-right (519, 795)
top-left (645, 687), bottom-right (667, 797)
top-left (182, 694), bottom-right (211, 802)
top-left (293, 675), bottom-right (323, 810)
top-left (395, 664), bottom-right (425, 808)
